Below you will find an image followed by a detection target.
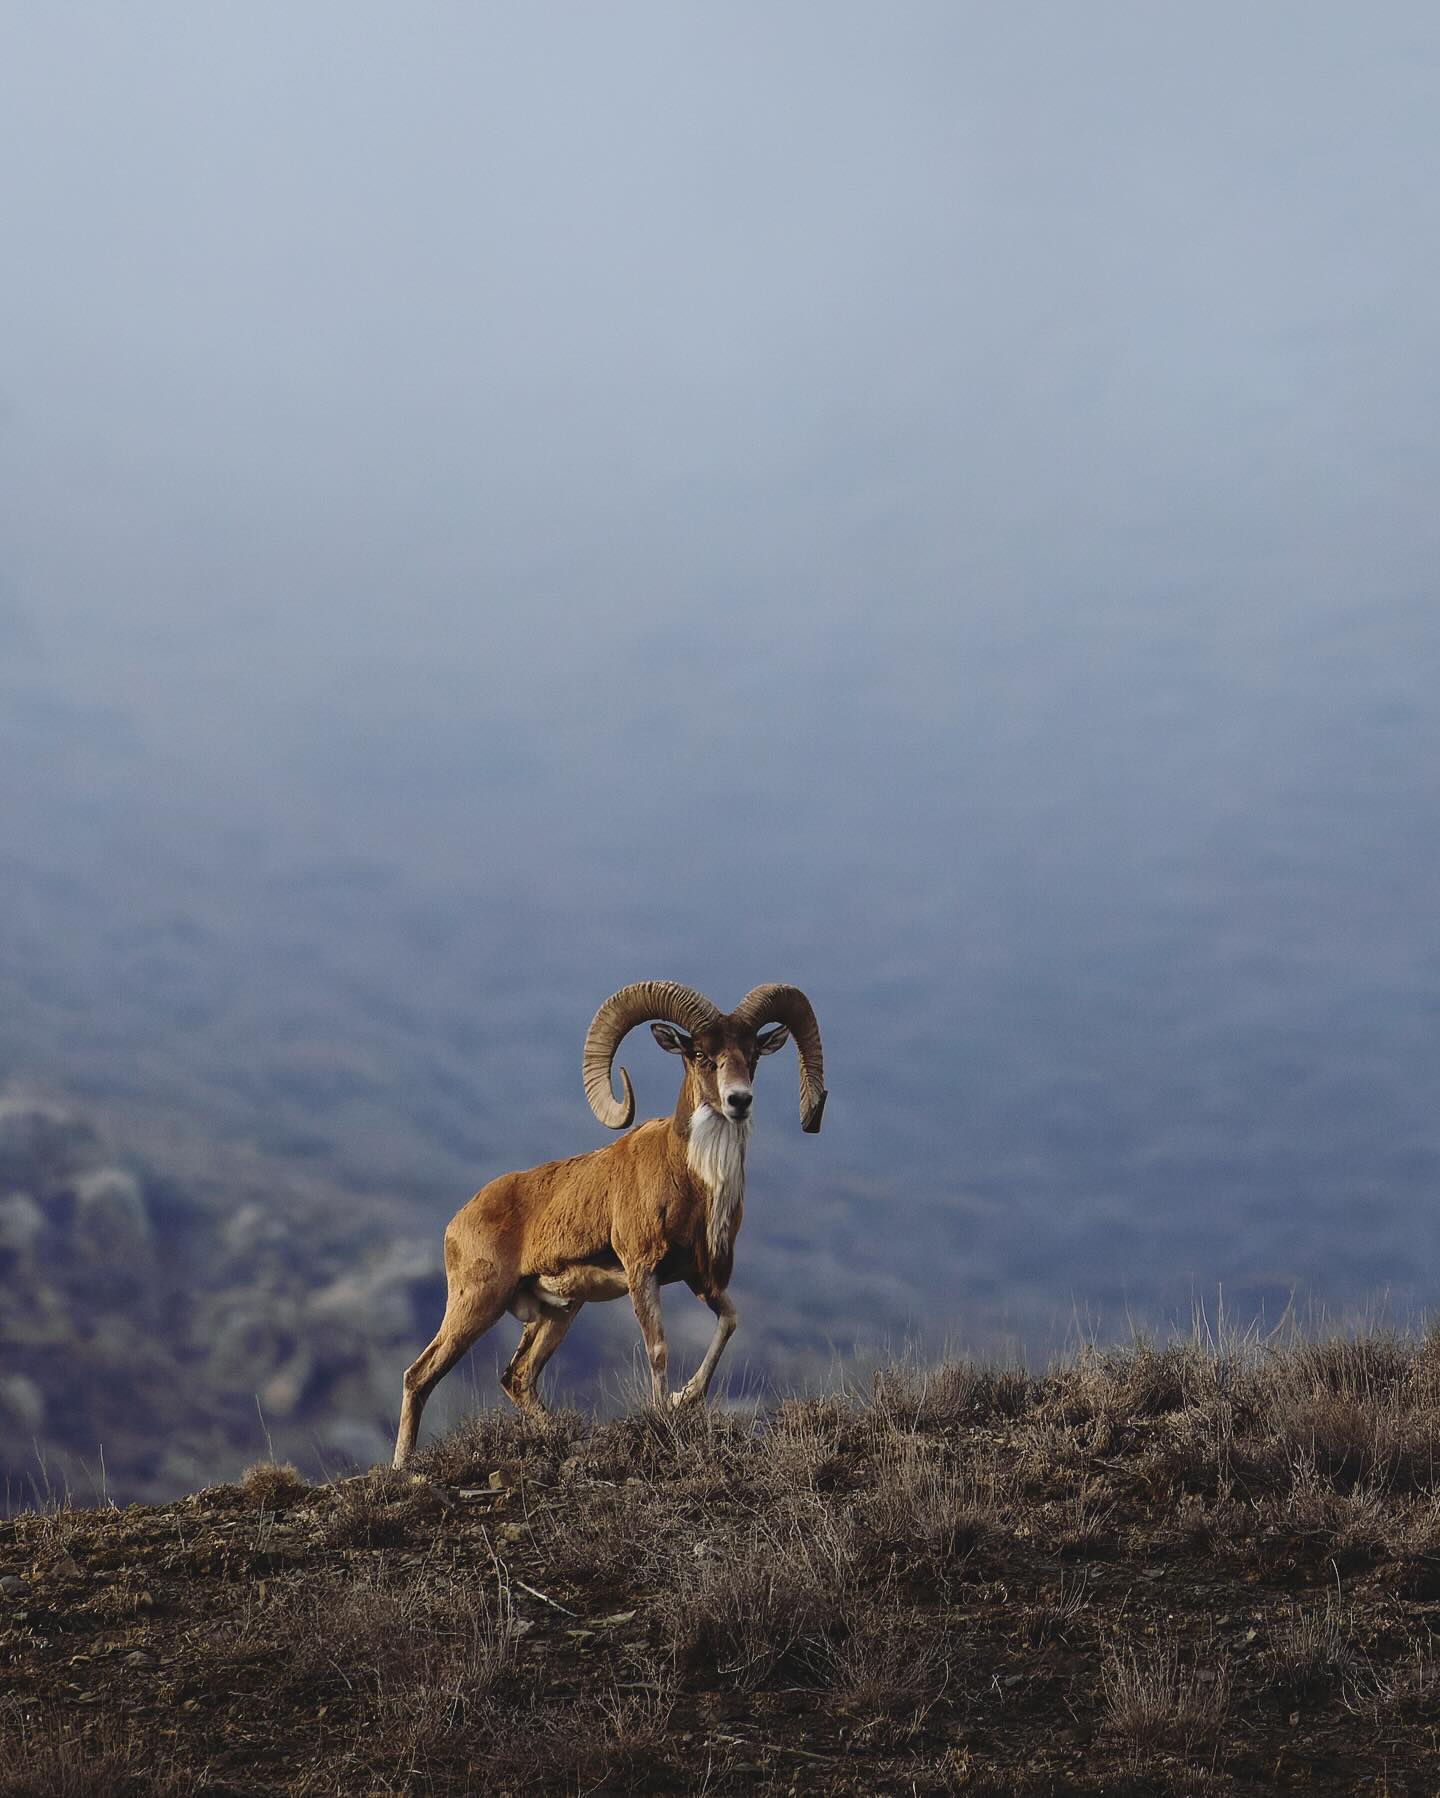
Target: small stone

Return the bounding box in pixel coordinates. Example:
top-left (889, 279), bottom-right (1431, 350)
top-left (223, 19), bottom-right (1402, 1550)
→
top-left (52, 1555), bottom-right (83, 1581)
top-left (124, 1650), bottom-right (157, 1669)
top-left (0, 1575), bottom-right (27, 1600)
top-left (598, 1610), bottom-right (636, 1627)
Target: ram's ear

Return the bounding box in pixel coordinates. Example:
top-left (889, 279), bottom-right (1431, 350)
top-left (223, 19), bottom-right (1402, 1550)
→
top-left (650, 1022), bottom-right (692, 1056)
top-left (755, 1024), bottom-right (790, 1056)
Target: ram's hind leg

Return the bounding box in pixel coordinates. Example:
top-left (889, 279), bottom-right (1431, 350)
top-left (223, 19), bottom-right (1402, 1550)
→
top-left (628, 1269), bottom-right (669, 1404)
top-left (393, 1276), bottom-right (510, 1469)
top-left (500, 1306), bottom-right (579, 1416)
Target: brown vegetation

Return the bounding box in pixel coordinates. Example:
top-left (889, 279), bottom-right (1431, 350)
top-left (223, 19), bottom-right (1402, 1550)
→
top-left (7, 1330), bottom-right (1440, 1792)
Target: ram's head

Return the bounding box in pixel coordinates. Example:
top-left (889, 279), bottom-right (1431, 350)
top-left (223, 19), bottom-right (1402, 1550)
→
top-left (581, 981), bottom-right (827, 1133)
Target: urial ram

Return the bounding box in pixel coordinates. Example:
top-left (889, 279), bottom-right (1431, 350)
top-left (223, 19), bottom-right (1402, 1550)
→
top-left (392, 981), bottom-right (826, 1468)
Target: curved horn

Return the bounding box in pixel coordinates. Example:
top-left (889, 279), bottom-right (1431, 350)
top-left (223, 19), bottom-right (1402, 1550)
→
top-left (582, 981), bottom-right (720, 1129)
top-left (732, 983), bottom-right (828, 1132)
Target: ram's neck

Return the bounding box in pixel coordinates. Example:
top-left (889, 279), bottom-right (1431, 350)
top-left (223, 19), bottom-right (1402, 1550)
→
top-left (671, 1066), bottom-right (703, 1138)
top-left (686, 1105), bottom-right (750, 1272)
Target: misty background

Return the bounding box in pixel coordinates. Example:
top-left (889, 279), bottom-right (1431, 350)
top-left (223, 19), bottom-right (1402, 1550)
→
top-left (3, 4), bottom-right (1439, 1490)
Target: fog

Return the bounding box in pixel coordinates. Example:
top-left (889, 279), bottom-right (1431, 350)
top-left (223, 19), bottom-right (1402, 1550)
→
top-left (4, 4), bottom-right (1439, 1356)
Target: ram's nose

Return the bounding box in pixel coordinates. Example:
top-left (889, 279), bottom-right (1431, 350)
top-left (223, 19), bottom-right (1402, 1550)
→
top-left (726, 1091), bottom-right (753, 1118)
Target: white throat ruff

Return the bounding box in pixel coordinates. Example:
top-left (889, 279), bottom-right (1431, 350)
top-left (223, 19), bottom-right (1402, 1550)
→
top-left (687, 1106), bottom-right (750, 1266)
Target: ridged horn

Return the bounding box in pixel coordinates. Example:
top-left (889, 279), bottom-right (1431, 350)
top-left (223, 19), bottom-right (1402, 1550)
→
top-left (732, 983), bottom-right (828, 1132)
top-left (582, 981), bottom-right (721, 1129)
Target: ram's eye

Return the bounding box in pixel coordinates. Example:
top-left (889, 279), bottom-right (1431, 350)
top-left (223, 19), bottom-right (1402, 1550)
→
top-left (696, 1055), bottom-right (715, 1071)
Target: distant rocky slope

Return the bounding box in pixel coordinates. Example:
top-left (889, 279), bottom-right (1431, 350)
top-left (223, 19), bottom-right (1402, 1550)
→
top-left (0, 1090), bottom-right (447, 1503)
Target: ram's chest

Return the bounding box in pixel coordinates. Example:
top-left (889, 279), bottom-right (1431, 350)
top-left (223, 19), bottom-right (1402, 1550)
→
top-left (686, 1108), bottom-right (749, 1269)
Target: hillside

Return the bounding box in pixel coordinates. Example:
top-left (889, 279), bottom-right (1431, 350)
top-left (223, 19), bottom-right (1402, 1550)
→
top-left (5, 1334), bottom-right (1440, 1794)
top-left (0, 1090), bottom-right (447, 1503)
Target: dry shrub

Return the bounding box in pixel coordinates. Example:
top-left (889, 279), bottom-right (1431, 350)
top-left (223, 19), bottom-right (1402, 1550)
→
top-left (1357, 1634), bottom-right (1440, 1718)
top-left (1290, 1334), bottom-right (1410, 1400)
top-left (1121, 1343), bottom-right (1202, 1416)
top-left (1019, 1570), bottom-right (1091, 1648)
top-left (1216, 1334), bottom-right (1440, 1498)
top-left (1275, 1392), bottom-right (1387, 1490)
top-left (535, 1475), bottom-right (691, 1586)
top-left (660, 1503), bottom-right (856, 1685)
top-left (1378, 1496), bottom-right (1440, 1595)
top-left (1041, 1348), bottom-right (1118, 1428)
top-left (475, 1678), bottom-right (678, 1791)
top-left (1055, 1477), bottom-right (1117, 1558)
top-left (1101, 1642), bottom-right (1229, 1749)
top-left (294, 1560), bottom-right (514, 1783)
top-left (870, 1360), bottom-right (1031, 1434)
top-left (270, 1560), bottom-right (516, 1694)
top-left (230, 1559), bottom-right (519, 1783)
top-left (241, 1458), bottom-right (309, 1509)
top-left (1281, 1468), bottom-right (1391, 1567)
top-left (862, 1437), bottom-right (1001, 1583)
top-left (413, 1404), bottom-right (581, 1486)
top-left (754, 1395), bottom-right (858, 1491)
top-left (1265, 1599), bottom-right (1358, 1708)
top-left (321, 1465), bottom-right (434, 1549)
top-left (1047, 1341), bottom-right (1200, 1427)
top-left (582, 1402), bottom-right (743, 1482)
top-left (1135, 1402), bottom-right (1235, 1500)
top-left (1255, 1384), bottom-right (1437, 1497)
top-left (822, 1601), bottom-right (949, 1731)
top-left (1012, 1419), bottom-right (1087, 1495)
top-left (0, 1708), bottom-right (190, 1798)
top-left (82, 1571), bottom-right (161, 1625)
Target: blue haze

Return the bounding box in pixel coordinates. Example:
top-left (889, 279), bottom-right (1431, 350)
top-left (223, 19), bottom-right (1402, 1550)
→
top-left (2, 4), bottom-right (1439, 1357)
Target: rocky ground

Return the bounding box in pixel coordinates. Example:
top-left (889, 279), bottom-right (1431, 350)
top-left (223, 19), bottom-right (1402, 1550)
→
top-left (6, 1334), bottom-right (1440, 1793)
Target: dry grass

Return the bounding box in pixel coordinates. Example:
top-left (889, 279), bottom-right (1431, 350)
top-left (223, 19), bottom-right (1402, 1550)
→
top-left (1265, 1598), bottom-right (1360, 1708)
top-left (473, 1675), bottom-right (679, 1791)
top-left (0, 1720), bottom-right (188, 1798)
top-left (410, 1403), bottom-right (584, 1487)
top-left (861, 1435), bottom-right (1002, 1584)
top-left (660, 1500), bottom-right (857, 1685)
top-left (1101, 1641), bottom-right (1230, 1749)
top-left (318, 1464), bottom-right (437, 1548)
top-left (10, 1328), bottom-right (1440, 1793)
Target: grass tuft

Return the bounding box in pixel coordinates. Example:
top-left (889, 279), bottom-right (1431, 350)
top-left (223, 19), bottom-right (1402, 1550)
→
top-left (240, 1459), bottom-right (309, 1509)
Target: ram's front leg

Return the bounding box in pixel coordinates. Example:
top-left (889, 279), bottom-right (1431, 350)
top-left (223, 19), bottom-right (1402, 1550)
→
top-left (628, 1268), bottom-right (669, 1404)
top-left (672, 1290), bottom-right (737, 1409)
